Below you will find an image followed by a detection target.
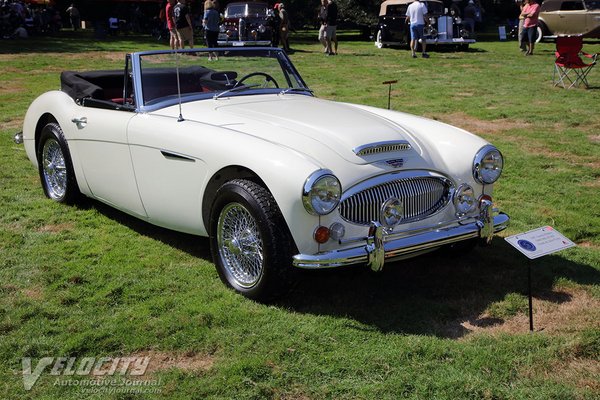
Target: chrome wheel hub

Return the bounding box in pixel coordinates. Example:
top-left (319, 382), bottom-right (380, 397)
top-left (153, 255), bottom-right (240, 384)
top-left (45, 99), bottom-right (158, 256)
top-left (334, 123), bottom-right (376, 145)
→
top-left (42, 139), bottom-right (67, 200)
top-left (217, 203), bottom-right (264, 288)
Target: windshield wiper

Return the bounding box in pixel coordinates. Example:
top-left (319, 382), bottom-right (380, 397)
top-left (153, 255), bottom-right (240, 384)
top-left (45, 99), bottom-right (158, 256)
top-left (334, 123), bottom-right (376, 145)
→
top-left (279, 87), bottom-right (314, 96)
top-left (213, 84), bottom-right (260, 100)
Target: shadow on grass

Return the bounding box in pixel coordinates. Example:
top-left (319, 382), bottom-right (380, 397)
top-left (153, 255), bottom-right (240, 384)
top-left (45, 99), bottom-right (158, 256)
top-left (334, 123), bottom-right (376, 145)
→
top-left (275, 239), bottom-right (600, 338)
top-left (82, 199), bottom-right (212, 261)
top-left (83, 196), bottom-right (600, 338)
top-left (0, 31), bottom-right (162, 54)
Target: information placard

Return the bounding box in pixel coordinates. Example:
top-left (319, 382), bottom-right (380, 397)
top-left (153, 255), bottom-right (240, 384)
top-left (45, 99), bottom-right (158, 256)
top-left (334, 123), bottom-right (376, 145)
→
top-left (505, 226), bottom-right (576, 259)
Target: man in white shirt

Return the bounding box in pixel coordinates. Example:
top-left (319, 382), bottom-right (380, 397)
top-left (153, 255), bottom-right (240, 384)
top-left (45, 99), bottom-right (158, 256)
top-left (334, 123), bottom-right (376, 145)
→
top-left (405, 0), bottom-right (429, 58)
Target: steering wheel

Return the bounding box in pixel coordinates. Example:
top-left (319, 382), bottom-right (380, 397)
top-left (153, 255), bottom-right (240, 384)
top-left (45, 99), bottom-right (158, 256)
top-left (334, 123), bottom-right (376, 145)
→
top-left (236, 72), bottom-right (279, 89)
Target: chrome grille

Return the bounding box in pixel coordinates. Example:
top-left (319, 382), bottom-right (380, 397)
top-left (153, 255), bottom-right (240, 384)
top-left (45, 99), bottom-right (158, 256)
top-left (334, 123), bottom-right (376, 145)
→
top-left (339, 177), bottom-right (451, 225)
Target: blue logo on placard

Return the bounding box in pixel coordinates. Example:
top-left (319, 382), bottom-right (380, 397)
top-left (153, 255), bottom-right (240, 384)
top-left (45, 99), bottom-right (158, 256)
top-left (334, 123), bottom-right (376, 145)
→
top-left (517, 240), bottom-right (536, 252)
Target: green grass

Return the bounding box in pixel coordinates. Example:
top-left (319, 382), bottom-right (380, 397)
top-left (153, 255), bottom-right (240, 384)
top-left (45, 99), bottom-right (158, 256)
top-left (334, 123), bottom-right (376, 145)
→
top-left (1, 31), bottom-right (599, 399)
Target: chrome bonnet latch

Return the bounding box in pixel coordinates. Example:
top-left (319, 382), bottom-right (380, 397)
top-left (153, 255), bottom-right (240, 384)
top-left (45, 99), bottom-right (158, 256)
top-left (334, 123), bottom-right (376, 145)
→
top-left (366, 222), bottom-right (386, 272)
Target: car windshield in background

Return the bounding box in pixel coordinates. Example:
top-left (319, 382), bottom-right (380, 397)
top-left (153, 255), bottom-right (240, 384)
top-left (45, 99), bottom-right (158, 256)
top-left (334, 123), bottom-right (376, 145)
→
top-left (138, 49), bottom-right (309, 109)
top-left (585, 0), bottom-right (600, 9)
top-left (225, 4), bottom-right (267, 17)
top-left (424, 1), bottom-right (444, 14)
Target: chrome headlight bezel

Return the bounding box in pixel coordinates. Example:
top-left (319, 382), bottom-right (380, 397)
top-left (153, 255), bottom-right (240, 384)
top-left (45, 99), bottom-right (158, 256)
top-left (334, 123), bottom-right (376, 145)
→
top-left (473, 145), bottom-right (504, 184)
top-left (453, 183), bottom-right (477, 216)
top-left (302, 170), bottom-right (342, 216)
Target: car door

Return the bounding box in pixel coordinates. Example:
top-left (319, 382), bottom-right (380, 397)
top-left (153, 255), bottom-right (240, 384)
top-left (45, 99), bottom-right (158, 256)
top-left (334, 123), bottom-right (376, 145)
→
top-left (558, 1), bottom-right (588, 34)
top-left (69, 106), bottom-right (147, 217)
top-left (126, 114), bottom-right (210, 235)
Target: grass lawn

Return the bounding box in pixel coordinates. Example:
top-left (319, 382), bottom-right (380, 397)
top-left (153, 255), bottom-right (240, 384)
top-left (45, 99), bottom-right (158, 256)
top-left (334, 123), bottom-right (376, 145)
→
top-left (1, 30), bottom-right (599, 399)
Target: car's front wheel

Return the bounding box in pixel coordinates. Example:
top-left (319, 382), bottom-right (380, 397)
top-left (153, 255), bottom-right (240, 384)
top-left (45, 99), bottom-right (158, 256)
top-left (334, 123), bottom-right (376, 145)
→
top-left (37, 122), bottom-right (80, 204)
top-left (209, 179), bottom-right (294, 301)
top-left (536, 24), bottom-right (545, 43)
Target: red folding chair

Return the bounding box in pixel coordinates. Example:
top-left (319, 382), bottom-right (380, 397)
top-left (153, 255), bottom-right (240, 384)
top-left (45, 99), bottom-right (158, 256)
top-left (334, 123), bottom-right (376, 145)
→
top-left (553, 36), bottom-right (597, 89)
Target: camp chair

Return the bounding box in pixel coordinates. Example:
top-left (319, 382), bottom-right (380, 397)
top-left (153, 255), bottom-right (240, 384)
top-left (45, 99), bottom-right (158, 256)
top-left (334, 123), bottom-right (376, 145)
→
top-left (553, 36), bottom-right (597, 89)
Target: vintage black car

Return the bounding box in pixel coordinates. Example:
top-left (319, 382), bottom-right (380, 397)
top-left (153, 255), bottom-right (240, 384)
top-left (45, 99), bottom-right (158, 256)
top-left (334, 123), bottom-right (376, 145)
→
top-left (218, 1), bottom-right (274, 46)
top-left (375, 0), bottom-right (475, 49)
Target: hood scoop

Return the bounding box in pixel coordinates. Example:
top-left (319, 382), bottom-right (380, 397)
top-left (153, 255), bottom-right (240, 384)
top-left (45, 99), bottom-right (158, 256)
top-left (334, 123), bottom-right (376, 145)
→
top-left (353, 140), bottom-right (412, 157)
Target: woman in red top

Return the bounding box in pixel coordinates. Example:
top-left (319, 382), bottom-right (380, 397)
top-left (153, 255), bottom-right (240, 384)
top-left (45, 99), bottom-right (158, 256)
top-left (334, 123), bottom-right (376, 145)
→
top-left (166, 0), bottom-right (180, 49)
top-left (520, 0), bottom-right (540, 55)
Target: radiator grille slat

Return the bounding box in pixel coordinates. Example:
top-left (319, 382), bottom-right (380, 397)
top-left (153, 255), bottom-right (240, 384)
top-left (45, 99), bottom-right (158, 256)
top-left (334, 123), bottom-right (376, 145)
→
top-left (339, 177), bottom-right (451, 225)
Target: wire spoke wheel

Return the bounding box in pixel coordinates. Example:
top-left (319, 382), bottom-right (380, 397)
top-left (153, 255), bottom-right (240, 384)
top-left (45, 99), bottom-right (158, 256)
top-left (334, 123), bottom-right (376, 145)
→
top-left (209, 179), bottom-right (295, 300)
top-left (217, 202), bottom-right (264, 288)
top-left (41, 138), bottom-right (67, 200)
top-left (37, 122), bottom-right (80, 204)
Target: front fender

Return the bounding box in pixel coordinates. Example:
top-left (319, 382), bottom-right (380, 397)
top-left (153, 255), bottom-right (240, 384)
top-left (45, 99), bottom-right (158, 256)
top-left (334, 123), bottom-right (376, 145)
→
top-left (22, 91), bottom-right (91, 196)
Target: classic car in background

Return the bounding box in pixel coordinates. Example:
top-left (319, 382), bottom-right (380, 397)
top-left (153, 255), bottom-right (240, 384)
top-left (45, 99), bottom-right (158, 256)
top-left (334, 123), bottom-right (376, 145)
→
top-left (538, 0), bottom-right (600, 40)
top-left (375, 0), bottom-right (476, 49)
top-left (218, 1), bottom-right (274, 46)
top-left (18, 48), bottom-right (509, 300)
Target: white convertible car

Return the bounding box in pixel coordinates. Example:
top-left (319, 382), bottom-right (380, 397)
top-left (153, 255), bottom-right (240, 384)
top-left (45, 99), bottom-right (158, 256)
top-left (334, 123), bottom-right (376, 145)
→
top-left (18, 48), bottom-right (509, 300)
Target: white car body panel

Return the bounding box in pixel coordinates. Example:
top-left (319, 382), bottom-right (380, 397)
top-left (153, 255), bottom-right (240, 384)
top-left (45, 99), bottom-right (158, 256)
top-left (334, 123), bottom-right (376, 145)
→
top-left (21, 48), bottom-right (508, 278)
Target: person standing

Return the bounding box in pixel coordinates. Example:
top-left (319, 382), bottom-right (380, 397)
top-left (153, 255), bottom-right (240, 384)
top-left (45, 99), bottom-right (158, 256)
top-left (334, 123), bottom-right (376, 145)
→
top-left (166, 0), bottom-right (179, 49)
top-left (65, 3), bottom-right (80, 31)
top-left (517, 0), bottom-right (528, 52)
top-left (520, 0), bottom-right (540, 55)
top-left (278, 3), bottom-right (290, 52)
top-left (174, 0), bottom-right (194, 49)
top-left (405, 0), bottom-right (428, 58)
top-left (463, 0), bottom-right (476, 34)
top-left (318, 0), bottom-right (328, 53)
top-left (325, 0), bottom-right (337, 55)
top-left (203, 0), bottom-right (219, 60)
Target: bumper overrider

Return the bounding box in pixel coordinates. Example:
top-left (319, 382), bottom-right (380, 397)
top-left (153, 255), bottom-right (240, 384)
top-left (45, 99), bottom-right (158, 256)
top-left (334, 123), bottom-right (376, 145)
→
top-left (293, 201), bottom-right (509, 271)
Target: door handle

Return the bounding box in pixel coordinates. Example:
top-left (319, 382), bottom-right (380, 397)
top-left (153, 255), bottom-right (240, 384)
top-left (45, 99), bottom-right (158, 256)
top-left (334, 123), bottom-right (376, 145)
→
top-left (71, 117), bottom-right (88, 127)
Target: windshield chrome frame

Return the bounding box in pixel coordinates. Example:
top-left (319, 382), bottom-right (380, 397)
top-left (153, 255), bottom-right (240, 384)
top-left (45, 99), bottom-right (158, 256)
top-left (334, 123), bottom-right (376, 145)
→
top-left (130, 47), bottom-right (311, 113)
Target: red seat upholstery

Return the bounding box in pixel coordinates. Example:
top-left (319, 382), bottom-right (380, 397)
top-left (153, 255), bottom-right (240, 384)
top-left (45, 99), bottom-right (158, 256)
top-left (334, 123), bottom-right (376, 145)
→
top-left (553, 36), bottom-right (597, 89)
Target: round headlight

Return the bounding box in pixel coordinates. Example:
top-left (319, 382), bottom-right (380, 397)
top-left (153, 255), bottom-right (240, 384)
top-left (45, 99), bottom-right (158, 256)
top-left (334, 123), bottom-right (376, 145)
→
top-left (473, 145), bottom-right (504, 184)
top-left (302, 170), bottom-right (341, 216)
top-left (453, 184), bottom-right (476, 216)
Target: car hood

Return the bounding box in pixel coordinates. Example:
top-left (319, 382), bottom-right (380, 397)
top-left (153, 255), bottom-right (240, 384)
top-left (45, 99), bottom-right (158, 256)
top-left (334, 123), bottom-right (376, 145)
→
top-left (176, 95), bottom-right (425, 166)
top-left (160, 94), bottom-right (488, 178)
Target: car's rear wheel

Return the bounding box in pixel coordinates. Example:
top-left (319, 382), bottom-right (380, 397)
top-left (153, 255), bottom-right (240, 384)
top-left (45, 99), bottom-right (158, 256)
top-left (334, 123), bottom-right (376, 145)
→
top-left (209, 179), bottom-right (294, 301)
top-left (37, 122), bottom-right (80, 204)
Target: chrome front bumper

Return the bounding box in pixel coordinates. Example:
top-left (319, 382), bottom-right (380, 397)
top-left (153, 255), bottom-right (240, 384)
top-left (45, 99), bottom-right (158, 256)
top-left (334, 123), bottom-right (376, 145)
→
top-left (293, 206), bottom-right (510, 271)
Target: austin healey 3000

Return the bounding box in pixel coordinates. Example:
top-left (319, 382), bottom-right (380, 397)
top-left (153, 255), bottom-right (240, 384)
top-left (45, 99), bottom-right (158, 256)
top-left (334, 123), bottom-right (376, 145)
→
top-left (18, 47), bottom-right (509, 300)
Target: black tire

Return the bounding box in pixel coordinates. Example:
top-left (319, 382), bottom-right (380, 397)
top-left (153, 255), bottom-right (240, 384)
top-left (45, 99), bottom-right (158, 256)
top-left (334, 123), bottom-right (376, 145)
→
top-left (209, 179), bottom-right (295, 301)
top-left (37, 122), bottom-right (80, 204)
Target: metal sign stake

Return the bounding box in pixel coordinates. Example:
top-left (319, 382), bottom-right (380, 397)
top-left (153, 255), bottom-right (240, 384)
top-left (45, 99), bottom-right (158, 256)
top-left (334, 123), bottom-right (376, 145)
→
top-left (382, 80), bottom-right (398, 110)
top-left (505, 226), bottom-right (576, 333)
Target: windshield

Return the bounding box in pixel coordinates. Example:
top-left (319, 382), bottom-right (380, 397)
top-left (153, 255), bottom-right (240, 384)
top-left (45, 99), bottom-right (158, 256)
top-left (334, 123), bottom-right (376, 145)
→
top-left (423, 1), bottom-right (444, 15)
top-left (585, 1), bottom-right (600, 9)
top-left (225, 3), bottom-right (268, 17)
top-left (137, 48), bottom-right (309, 109)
